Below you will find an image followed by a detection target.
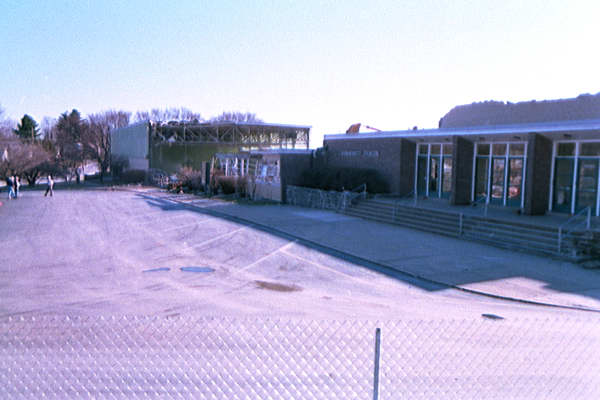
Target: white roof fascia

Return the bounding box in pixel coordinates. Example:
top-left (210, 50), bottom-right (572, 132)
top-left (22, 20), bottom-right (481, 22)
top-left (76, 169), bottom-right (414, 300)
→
top-left (324, 119), bottom-right (600, 141)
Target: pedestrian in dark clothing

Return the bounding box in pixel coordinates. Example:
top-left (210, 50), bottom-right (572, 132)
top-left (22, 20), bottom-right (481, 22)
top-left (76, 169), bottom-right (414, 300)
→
top-left (14, 176), bottom-right (20, 198)
top-left (6, 176), bottom-right (15, 200)
top-left (44, 174), bottom-right (54, 197)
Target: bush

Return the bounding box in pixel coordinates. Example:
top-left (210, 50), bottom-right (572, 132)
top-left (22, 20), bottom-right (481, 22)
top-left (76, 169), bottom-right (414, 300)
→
top-left (235, 176), bottom-right (248, 197)
top-left (120, 169), bottom-right (146, 184)
top-left (216, 176), bottom-right (237, 194)
top-left (177, 166), bottom-right (204, 192)
top-left (110, 156), bottom-right (129, 177)
top-left (213, 175), bottom-right (249, 197)
top-left (299, 167), bottom-right (388, 193)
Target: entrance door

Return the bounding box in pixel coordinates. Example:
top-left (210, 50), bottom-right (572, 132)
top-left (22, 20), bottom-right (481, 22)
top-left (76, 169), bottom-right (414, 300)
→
top-left (442, 157), bottom-right (452, 198)
top-left (490, 158), bottom-right (506, 204)
top-left (475, 157), bottom-right (489, 200)
top-left (576, 159), bottom-right (599, 214)
top-left (417, 156), bottom-right (427, 195)
top-left (553, 158), bottom-right (574, 212)
top-left (507, 158), bottom-right (523, 206)
top-left (429, 156), bottom-right (440, 196)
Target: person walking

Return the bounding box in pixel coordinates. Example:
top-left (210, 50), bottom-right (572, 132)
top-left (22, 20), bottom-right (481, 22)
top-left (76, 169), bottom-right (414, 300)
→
top-left (14, 176), bottom-right (20, 198)
top-left (6, 176), bottom-right (15, 200)
top-left (44, 174), bottom-right (54, 197)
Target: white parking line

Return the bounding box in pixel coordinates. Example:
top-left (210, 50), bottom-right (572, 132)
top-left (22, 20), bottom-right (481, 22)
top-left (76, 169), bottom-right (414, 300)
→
top-left (239, 240), bottom-right (299, 271)
top-left (281, 248), bottom-right (378, 284)
top-left (162, 222), bottom-right (201, 232)
top-left (190, 226), bottom-right (249, 249)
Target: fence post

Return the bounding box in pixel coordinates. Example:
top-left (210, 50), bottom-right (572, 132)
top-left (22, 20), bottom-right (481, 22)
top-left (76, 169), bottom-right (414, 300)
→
top-left (373, 327), bottom-right (381, 400)
top-left (558, 227), bottom-right (562, 253)
top-left (587, 207), bottom-right (591, 230)
top-left (459, 213), bottom-right (463, 236)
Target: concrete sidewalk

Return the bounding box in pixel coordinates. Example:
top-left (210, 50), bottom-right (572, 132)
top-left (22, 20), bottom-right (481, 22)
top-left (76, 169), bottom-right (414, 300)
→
top-left (158, 192), bottom-right (600, 312)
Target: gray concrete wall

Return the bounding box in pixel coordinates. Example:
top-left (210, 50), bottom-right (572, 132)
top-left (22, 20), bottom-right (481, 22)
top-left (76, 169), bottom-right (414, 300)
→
top-left (111, 122), bottom-right (150, 171)
top-left (524, 133), bottom-right (553, 215)
top-left (450, 136), bottom-right (474, 205)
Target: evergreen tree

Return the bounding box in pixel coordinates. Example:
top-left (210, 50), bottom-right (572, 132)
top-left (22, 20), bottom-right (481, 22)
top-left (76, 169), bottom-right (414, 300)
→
top-left (14, 114), bottom-right (40, 141)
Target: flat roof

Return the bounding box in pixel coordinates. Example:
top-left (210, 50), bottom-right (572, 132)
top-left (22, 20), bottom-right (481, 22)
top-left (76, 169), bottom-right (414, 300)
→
top-left (324, 119), bottom-right (600, 142)
top-left (156, 120), bottom-right (311, 130)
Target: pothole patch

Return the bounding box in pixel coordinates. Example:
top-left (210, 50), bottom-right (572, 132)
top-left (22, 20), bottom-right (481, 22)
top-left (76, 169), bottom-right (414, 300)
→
top-left (180, 266), bottom-right (215, 273)
top-left (143, 267), bottom-right (171, 273)
top-left (481, 313), bottom-right (504, 320)
top-left (254, 280), bottom-right (302, 292)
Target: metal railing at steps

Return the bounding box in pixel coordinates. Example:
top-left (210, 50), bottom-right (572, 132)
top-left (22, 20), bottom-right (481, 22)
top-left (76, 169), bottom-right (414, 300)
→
top-left (341, 183), bottom-right (367, 211)
top-left (392, 190), bottom-right (417, 221)
top-left (558, 206), bottom-right (592, 254)
top-left (471, 195), bottom-right (489, 217)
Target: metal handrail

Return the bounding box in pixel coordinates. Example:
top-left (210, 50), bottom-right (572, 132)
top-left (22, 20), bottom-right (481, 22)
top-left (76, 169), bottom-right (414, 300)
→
top-left (392, 190), bottom-right (418, 220)
top-left (559, 206), bottom-right (592, 231)
top-left (341, 183), bottom-right (367, 210)
top-left (471, 195), bottom-right (489, 217)
top-left (350, 183), bottom-right (367, 193)
top-left (558, 206), bottom-right (591, 253)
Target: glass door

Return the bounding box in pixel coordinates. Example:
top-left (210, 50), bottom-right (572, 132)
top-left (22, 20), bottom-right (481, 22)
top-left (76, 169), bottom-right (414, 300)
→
top-left (490, 158), bottom-right (505, 204)
top-left (553, 158), bottom-right (574, 212)
top-left (417, 156), bottom-right (427, 195)
top-left (576, 159), bottom-right (599, 214)
top-left (507, 158), bottom-right (523, 206)
top-left (442, 157), bottom-right (452, 198)
top-left (475, 157), bottom-right (489, 200)
top-left (429, 156), bottom-right (440, 196)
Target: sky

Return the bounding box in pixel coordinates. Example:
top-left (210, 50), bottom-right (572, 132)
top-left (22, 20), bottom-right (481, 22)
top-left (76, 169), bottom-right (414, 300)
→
top-left (1, 0), bottom-right (599, 147)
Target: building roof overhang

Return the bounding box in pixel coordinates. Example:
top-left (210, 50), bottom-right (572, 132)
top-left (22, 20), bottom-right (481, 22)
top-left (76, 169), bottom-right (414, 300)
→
top-left (324, 119), bottom-right (600, 143)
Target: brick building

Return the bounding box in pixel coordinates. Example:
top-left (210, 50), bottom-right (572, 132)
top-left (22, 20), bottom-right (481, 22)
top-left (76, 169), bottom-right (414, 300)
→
top-left (324, 94), bottom-right (600, 216)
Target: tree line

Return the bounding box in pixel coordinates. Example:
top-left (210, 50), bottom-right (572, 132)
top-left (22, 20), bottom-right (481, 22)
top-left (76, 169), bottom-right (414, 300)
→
top-left (0, 105), bottom-right (261, 186)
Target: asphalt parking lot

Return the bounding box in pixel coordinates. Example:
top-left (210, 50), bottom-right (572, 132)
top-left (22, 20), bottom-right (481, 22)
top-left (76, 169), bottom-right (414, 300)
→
top-left (0, 187), bottom-right (594, 320)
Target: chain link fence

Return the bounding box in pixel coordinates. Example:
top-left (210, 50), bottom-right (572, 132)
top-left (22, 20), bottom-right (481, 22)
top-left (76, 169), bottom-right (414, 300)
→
top-left (1, 316), bottom-right (599, 399)
top-left (286, 185), bottom-right (353, 211)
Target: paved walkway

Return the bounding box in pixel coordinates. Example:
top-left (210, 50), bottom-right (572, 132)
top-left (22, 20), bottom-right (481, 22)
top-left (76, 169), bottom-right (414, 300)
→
top-left (153, 190), bottom-right (600, 312)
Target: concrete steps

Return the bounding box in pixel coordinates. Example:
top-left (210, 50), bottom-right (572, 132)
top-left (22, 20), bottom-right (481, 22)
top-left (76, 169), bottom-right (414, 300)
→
top-left (342, 199), bottom-right (587, 260)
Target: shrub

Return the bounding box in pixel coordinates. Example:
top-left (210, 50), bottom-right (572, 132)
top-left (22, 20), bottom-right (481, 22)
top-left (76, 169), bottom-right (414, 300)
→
top-left (110, 156), bottom-right (129, 177)
top-left (216, 176), bottom-right (237, 194)
top-left (299, 167), bottom-right (388, 193)
top-left (235, 176), bottom-right (248, 197)
top-left (120, 169), bottom-right (146, 184)
top-left (177, 166), bottom-right (204, 192)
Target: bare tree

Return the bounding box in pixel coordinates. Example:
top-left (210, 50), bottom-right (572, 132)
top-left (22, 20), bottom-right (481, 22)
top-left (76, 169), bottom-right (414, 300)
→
top-left (85, 110), bottom-right (130, 182)
top-left (0, 105), bottom-right (15, 138)
top-left (134, 107), bottom-right (202, 123)
top-left (0, 140), bottom-right (51, 185)
top-left (40, 116), bottom-right (57, 141)
top-left (210, 111), bottom-right (262, 123)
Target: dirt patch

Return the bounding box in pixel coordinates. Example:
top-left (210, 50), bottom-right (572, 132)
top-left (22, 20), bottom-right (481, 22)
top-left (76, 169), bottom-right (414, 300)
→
top-left (254, 280), bottom-right (302, 292)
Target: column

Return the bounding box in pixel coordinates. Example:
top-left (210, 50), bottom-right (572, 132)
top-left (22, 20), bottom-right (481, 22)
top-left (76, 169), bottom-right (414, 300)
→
top-left (523, 133), bottom-right (552, 215)
top-left (398, 139), bottom-right (416, 196)
top-left (450, 136), bottom-right (474, 205)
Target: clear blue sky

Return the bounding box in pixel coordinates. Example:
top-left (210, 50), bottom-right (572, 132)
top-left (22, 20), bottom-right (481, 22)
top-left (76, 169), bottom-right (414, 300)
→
top-left (1, 0), bottom-right (599, 147)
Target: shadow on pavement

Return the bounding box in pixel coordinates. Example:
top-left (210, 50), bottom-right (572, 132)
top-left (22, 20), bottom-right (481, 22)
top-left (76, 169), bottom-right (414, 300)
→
top-left (136, 192), bottom-right (600, 311)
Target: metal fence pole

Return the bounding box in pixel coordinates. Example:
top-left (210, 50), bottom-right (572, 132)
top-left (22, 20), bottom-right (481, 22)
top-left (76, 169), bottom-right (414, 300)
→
top-left (373, 327), bottom-right (381, 400)
top-left (587, 207), bottom-right (591, 230)
top-left (558, 227), bottom-right (562, 253)
top-left (459, 213), bottom-right (463, 236)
